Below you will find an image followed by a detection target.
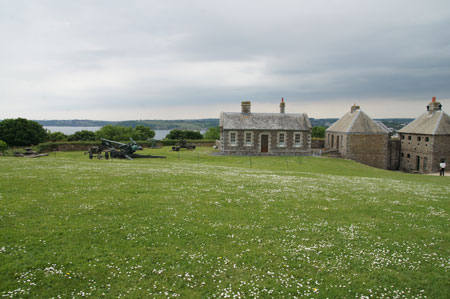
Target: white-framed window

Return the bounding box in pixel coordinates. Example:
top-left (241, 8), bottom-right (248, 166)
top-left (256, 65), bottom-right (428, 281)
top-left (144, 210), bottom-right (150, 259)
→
top-left (294, 132), bottom-right (302, 147)
top-left (244, 131), bottom-right (252, 146)
top-left (278, 132), bottom-right (286, 147)
top-left (229, 131), bottom-right (237, 146)
top-left (307, 134), bottom-right (311, 146)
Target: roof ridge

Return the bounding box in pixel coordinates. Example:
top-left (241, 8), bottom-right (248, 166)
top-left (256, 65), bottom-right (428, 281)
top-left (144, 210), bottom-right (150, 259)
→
top-left (432, 111), bottom-right (444, 135)
top-left (346, 110), bottom-right (360, 133)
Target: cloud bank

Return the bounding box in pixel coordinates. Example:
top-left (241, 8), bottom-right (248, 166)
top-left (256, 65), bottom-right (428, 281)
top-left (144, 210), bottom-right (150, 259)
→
top-left (0, 0), bottom-right (449, 119)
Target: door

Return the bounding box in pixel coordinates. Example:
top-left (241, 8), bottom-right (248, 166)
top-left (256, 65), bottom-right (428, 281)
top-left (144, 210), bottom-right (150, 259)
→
top-left (416, 156), bottom-right (420, 171)
top-left (261, 135), bottom-right (269, 153)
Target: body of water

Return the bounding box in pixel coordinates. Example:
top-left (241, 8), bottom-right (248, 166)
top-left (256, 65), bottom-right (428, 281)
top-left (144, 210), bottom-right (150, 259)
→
top-left (44, 127), bottom-right (201, 140)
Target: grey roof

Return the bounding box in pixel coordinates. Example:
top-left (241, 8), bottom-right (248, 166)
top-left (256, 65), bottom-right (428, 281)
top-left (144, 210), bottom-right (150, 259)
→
top-left (397, 110), bottom-right (450, 135)
top-left (326, 109), bottom-right (389, 134)
top-left (220, 112), bottom-right (311, 131)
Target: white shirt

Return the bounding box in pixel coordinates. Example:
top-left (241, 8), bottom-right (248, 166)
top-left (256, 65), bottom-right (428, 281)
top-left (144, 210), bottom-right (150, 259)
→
top-left (440, 162), bottom-right (446, 169)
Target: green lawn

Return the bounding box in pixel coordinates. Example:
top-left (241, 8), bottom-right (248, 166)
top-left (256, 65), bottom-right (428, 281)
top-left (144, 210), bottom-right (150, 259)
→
top-left (0, 147), bottom-right (449, 298)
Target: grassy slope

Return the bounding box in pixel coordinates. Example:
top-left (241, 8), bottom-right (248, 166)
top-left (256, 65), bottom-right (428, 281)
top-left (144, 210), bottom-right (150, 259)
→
top-left (0, 148), bottom-right (449, 298)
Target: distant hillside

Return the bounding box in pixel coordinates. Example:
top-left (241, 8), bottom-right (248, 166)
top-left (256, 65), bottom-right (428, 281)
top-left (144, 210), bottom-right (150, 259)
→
top-left (35, 118), bottom-right (413, 131)
top-left (36, 119), bottom-right (220, 130)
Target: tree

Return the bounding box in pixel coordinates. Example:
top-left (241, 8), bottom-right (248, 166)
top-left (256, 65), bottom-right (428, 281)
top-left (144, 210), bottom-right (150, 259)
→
top-left (68, 130), bottom-right (96, 141)
top-left (165, 129), bottom-right (203, 140)
top-left (95, 125), bottom-right (133, 141)
top-left (204, 126), bottom-right (220, 140)
top-left (132, 125), bottom-right (155, 141)
top-left (0, 118), bottom-right (48, 146)
top-left (47, 131), bottom-right (68, 142)
top-left (312, 126), bottom-right (326, 138)
top-left (0, 140), bottom-right (8, 154)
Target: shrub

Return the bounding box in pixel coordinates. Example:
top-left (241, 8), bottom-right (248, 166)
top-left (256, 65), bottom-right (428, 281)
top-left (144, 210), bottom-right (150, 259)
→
top-left (204, 126), bottom-right (220, 140)
top-left (0, 118), bottom-right (48, 146)
top-left (165, 129), bottom-right (203, 140)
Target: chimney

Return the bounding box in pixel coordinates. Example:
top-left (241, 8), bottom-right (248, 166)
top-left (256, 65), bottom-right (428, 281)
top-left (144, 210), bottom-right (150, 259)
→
top-left (428, 96), bottom-right (442, 113)
top-left (241, 101), bottom-right (251, 114)
top-left (280, 97), bottom-right (285, 114)
top-left (351, 104), bottom-right (360, 113)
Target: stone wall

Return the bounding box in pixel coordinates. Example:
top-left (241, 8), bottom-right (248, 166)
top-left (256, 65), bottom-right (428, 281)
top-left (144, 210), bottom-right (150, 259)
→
top-left (311, 139), bottom-right (325, 149)
top-left (221, 130), bottom-right (311, 155)
top-left (397, 133), bottom-right (450, 173)
top-left (432, 135), bottom-right (450, 172)
top-left (346, 134), bottom-right (389, 169)
top-left (388, 139), bottom-right (401, 170)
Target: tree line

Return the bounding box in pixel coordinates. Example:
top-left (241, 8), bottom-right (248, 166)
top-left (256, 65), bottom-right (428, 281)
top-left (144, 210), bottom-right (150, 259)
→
top-left (0, 118), bottom-right (324, 149)
top-left (0, 118), bottom-right (222, 148)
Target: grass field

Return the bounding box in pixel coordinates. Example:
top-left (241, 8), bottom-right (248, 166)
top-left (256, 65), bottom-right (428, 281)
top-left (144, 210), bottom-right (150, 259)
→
top-left (0, 147), bottom-right (449, 298)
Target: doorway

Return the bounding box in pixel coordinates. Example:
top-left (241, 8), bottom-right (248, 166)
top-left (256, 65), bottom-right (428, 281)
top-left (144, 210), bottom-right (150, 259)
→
top-left (261, 135), bottom-right (269, 153)
top-left (416, 156), bottom-right (420, 171)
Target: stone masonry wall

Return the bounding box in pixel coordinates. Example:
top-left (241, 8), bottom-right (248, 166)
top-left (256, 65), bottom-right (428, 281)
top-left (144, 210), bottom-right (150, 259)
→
top-left (221, 130), bottom-right (311, 155)
top-left (347, 134), bottom-right (389, 169)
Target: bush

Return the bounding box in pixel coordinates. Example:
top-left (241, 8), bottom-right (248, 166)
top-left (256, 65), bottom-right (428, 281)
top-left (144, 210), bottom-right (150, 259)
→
top-left (0, 140), bottom-right (8, 153)
top-left (312, 126), bottom-right (326, 138)
top-left (95, 125), bottom-right (155, 141)
top-left (204, 126), bottom-right (220, 140)
top-left (165, 129), bottom-right (203, 140)
top-left (0, 118), bottom-right (48, 146)
top-left (68, 130), bottom-right (97, 141)
top-left (47, 131), bottom-right (68, 142)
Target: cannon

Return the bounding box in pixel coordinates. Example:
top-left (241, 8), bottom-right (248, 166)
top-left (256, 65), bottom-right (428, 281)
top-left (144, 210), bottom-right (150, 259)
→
top-left (87, 138), bottom-right (165, 160)
top-left (172, 139), bottom-right (196, 151)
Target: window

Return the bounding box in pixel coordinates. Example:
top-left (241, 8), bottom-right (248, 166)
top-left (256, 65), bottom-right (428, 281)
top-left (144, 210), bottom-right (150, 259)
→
top-left (401, 153), bottom-right (404, 157)
top-left (245, 132), bottom-right (252, 146)
top-left (294, 133), bottom-right (302, 147)
top-left (229, 132), bottom-right (237, 146)
top-left (425, 137), bottom-right (429, 142)
top-left (278, 132), bottom-right (286, 147)
top-left (417, 136), bottom-right (421, 141)
top-left (407, 153), bottom-right (411, 158)
top-left (408, 136), bottom-right (411, 140)
top-left (401, 135), bottom-right (405, 140)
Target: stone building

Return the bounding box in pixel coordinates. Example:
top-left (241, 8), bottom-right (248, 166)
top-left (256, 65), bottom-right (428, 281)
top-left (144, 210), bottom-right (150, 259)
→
top-left (397, 97), bottom-right (450, 173)
top-left (220, 99), bottom-right (312, 155)
top-left (325, 105), bottom-right (391, 169)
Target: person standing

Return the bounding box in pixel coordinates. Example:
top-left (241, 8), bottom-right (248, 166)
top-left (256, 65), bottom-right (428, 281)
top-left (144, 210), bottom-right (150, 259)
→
top-left (440, 160), bottom-right (446, 176)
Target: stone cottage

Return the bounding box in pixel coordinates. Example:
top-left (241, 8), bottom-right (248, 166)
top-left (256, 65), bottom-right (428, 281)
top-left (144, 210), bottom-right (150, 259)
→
top-left (325, 105), bottom-right (392, 169)
top-left (220, 99), bottom-right (312, 155)
top-left (397, 97), bottom-right (450, 173)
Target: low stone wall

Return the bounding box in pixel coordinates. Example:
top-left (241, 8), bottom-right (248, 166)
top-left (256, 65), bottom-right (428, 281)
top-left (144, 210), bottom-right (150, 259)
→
top-left (311, 139), bottom-right (325, 149)
top-left (38, 141), bottom-right (216, 152)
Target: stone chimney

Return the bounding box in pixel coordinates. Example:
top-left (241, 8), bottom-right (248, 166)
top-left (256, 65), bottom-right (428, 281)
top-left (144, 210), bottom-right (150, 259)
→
top-left (280, 97), bottom-right (285, 114)
top-left (351, 104), bottom-right (360, 113)
top-left (241, 101), bottom-right (251, 114)
top-left (428, 96), bottom-right (442, 113)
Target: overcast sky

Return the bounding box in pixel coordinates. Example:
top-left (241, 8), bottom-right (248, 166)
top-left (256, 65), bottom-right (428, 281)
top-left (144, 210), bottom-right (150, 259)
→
top-left (1, 0), bottom-right (449, 120)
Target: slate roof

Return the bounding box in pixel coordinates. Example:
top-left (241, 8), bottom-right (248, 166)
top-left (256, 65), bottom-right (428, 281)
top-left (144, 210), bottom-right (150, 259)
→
top-left (397, 110), bottom-right (450, 135)
top-left (220, 112), bottom-right (311, 131)
top-left (326, 109), bottom-right (389, 134)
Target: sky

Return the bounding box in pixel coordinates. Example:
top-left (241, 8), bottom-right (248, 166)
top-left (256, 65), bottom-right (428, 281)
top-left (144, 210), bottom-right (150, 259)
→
top-left (0, 0), bottom-right (449, 120)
